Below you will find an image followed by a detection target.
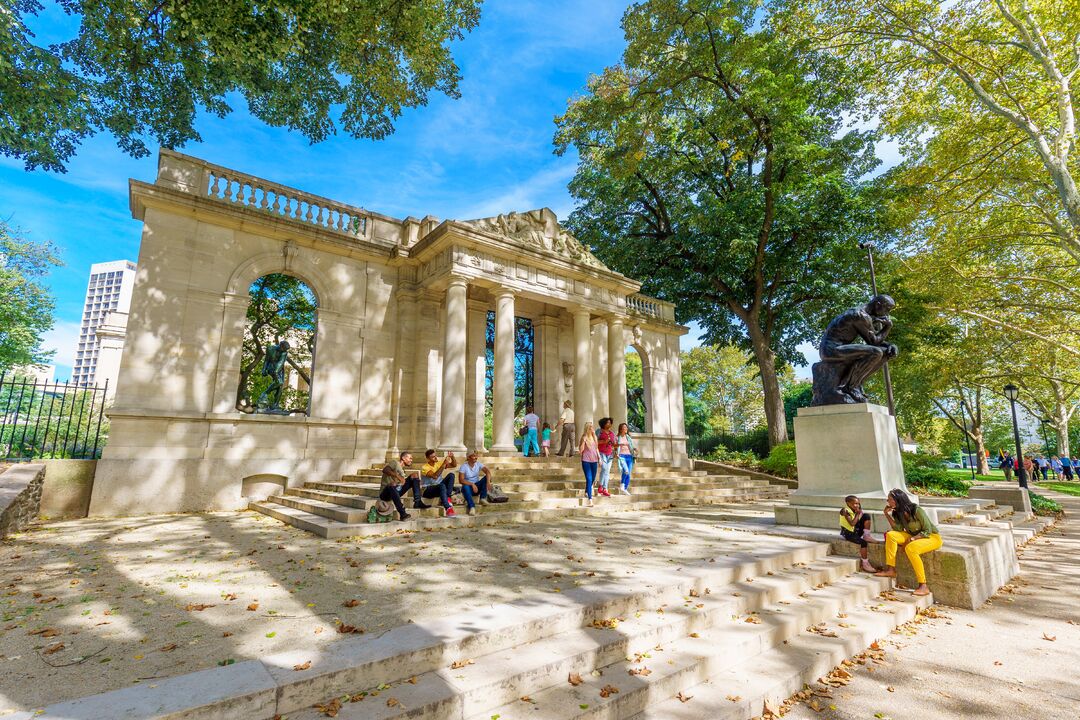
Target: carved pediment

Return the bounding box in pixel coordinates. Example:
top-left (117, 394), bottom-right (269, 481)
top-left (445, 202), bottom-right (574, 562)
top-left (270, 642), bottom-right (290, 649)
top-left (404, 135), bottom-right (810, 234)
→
top-left (463, 208), bottom-right (608, 270)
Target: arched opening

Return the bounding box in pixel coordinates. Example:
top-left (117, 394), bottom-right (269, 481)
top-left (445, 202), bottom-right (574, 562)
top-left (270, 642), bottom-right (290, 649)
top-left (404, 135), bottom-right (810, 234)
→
top-left (482, 312), bottom-right (534, 446)
top-left (627, 343), bottom-right (652, 433)
top-left (236, 273), bottom-right (318, 415)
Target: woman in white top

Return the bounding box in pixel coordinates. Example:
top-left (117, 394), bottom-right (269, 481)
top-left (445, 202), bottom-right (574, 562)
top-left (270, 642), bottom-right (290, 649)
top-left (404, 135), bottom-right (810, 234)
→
top-left (615, 423), bottom-right (635, 495)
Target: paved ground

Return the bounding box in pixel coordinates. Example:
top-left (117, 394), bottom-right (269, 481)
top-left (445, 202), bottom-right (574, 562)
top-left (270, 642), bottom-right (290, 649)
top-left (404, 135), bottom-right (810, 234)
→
top-left (0, 505), bottom-right (779, 713)
top-left (783, 490), bottom-right (1080, 720)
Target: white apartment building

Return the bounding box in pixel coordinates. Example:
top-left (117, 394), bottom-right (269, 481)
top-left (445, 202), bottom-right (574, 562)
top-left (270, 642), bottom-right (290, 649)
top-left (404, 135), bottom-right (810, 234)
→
top-left (72, 260), bottom-right (137, 389)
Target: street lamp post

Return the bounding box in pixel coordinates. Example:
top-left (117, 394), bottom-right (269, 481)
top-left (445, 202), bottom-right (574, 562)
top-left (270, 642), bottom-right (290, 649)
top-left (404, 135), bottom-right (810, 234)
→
top-left (1003, 384), bottom-right (1028, 488)
top-left (857, 241), bottom-right (896, 418)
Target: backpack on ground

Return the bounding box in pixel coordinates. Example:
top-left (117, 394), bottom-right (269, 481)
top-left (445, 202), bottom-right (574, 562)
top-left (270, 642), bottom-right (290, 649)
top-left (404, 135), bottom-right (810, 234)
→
top-left (367, 500), bottom-right (395, 523)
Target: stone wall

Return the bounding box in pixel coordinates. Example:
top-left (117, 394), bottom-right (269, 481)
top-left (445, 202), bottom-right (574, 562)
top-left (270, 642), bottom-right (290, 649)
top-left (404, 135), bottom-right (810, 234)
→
top-left (39, 460), bottom-right (97, 519)
top-left (0, 464), bottom-right (46, 537)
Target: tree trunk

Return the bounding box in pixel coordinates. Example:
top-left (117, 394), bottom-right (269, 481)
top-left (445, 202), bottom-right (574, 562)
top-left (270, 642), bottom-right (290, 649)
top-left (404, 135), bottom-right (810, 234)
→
top-left (972, 428), bottom-right (991, 475)
top-left (746, 323), bottom-right (788, 448)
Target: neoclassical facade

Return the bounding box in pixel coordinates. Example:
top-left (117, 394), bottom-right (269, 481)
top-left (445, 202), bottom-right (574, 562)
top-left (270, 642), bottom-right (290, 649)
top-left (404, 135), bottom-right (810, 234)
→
top-left (89, 150), bottom-right (688, 515)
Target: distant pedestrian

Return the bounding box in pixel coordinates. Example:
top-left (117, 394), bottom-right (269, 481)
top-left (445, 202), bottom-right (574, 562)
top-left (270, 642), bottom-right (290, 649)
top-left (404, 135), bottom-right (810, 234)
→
top-left (522, 406), bottom-right (541, 457)
top-left (579, 422), bottom-right (599, 507)
top-left (1061, 455), bottom-right (1074, 481)
top-left (1035, 455), bottom-right (1050, 481)
top-left (1002, 453), bottom-right (1013, 482)
top-left (556, 400), bottom-right (576, 457)
top-left (1023, 456), bottom-right (1035, 483)
top-left (1051, 456), bottom-right (1063, 480)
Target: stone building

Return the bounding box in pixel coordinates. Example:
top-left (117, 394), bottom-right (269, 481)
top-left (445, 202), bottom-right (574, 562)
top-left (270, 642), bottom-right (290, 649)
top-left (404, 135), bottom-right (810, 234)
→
top-left (89, 150), bottom-right (688, 516)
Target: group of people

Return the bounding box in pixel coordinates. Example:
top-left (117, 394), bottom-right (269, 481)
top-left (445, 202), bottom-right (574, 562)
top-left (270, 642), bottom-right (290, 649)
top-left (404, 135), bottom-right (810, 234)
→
top-left (1000, 452), bottom-right (1075, 482)
top-left (380, 449), bottom-right (493, 520)
top-left (840, 489), bottom-right (942, 597)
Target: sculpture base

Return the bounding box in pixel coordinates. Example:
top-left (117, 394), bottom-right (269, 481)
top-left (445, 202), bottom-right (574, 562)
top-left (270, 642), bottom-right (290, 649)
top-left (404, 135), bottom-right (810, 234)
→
top-left (776, 403), bottom-right (913, 530)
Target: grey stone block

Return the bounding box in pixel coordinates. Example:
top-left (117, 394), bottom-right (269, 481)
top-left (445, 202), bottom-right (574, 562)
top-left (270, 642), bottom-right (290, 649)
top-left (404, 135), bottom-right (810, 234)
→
top-left (0, 463), bottom-right (45, 537)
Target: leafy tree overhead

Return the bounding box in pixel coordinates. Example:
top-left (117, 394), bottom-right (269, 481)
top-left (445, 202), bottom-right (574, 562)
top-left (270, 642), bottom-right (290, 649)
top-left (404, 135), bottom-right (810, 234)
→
top-left (2, 0), bottom-right (483, 172)
top-left (0, 220), bottom-right (60, 370)
top-left (556, 0), bottom-right (885, 447)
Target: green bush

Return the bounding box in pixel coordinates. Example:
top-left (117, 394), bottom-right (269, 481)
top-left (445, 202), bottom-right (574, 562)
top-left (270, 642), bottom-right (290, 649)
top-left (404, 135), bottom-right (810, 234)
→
top-left (705, 446), bottom-right (763, 471)
top-left (902, 452), bottom-right (970, 496)
top-left (1029, 491), bottom-right (1063, 517)
top-left (761, 441), bottom-right (798, 479)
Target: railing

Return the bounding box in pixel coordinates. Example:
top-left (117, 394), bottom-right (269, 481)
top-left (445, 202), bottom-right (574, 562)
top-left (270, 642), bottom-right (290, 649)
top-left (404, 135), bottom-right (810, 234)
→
top-left (0, 373), bottom-right (110, 461)
top-left (627, 293), bottom-right (676, 323)
top-left (204, 165), bottom-right (371, 240)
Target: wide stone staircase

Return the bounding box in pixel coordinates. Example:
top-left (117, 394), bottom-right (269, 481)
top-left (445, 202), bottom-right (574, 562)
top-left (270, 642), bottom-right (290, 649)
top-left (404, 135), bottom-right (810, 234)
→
top-left (251, 455), bottom-right (789, 538)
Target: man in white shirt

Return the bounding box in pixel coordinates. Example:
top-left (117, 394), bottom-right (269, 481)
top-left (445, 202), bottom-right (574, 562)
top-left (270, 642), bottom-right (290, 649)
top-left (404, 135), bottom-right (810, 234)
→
top-left (556, 400), bottom-right (576, 456)
top-left (459, 451), bottom-right (493, 515)
top-left (522, 405), bottom-right (541, 457)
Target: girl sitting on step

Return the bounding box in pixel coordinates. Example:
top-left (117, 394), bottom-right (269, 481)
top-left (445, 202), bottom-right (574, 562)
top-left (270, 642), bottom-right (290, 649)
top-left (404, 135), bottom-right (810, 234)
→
top-left (839, 495), bottom-right (878, 573)
top-left (875, 489), bottom-right (942, 597)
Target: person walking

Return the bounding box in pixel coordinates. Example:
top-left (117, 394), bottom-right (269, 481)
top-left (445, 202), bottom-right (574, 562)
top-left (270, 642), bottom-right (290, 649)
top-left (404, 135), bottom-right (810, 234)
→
top-left (875, 488), bottom-right (942, 597)
top-left (579, 422), bottom-right (599, 507)
top-left (1023, 456), bottom-right (1036, 483)
top-left (1036, 455), bottom-right (1050, 481)
top-left (1061, 454), bottom-right (1074, 481)
top-left (522, 405), bottom-right (541, 458)
top-left (556, 400), bottom-right (576, 457)
top-left (1051, 456), bottom-right (1063, 481)
top-left (1001, 452), bottom-right (1013, 482)
top-left (595, 417), bottom-right (616, 498)
top-left (615, 422), bottom-right (635, 495)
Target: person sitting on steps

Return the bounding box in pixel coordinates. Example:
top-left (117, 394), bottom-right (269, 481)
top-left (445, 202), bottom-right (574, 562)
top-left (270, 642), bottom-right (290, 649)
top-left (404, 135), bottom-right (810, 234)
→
top-left (380, 451), bottom-right (430, 521)
top-left (421, 449), bottom-right (459, 517)
top-left (875, 488), bottom-right (942, 597)
top-left (459, 451), bottom-right (493, 515)
top-left (839, 495), bottom-right (878, 573)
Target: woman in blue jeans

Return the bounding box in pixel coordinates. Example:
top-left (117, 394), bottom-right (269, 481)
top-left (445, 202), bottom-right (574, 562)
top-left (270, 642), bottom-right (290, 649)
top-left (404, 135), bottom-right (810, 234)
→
top-left (579, 422), bottom-right (599, 507)
top-left (615, 423), bottom-right (635, 495)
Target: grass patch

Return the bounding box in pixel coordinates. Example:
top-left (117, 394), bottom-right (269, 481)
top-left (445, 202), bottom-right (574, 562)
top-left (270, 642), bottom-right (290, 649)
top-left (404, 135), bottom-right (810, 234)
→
top-left (944, 468), bottom-right (1006, 481)
top-left (1029, 491), bottom-right (1064, 517)
top-left (1035, 482), bottom-right (1080, 498)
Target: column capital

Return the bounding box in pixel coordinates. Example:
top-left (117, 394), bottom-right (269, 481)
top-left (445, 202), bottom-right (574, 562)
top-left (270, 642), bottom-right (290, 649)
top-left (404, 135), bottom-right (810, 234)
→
top-left (446, 274), bottom-right (469, 290)
top-left (572, 307), bottom-right (592, 320)
top-left (491, 284), bottom-right (516, 300)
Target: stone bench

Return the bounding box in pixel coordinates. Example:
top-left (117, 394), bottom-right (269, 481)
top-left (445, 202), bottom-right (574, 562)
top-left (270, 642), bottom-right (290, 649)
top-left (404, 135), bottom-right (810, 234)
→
top-left (753, 521), bottom-right (1020, 609)
top-left (0, 463), bottom-right (46, 538)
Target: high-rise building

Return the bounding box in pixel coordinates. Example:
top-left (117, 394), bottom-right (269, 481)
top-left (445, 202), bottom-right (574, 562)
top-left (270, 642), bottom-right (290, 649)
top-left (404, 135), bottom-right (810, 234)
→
top-left (72, 260), bottom-right (137, 388)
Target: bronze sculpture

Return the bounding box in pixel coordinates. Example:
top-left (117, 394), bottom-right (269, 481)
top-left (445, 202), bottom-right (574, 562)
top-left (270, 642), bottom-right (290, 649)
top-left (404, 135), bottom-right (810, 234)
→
top-left (811, 295), bottom-right (898, 406)
top-left (256, 340), bottom-right (291, 413)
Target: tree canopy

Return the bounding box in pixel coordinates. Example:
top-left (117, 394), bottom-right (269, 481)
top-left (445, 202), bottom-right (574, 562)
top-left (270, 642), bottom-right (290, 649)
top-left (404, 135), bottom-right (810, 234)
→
top-left (2, 0), bottom-right (482, 171)
top-left (556, 0), bottom-right (886, 447)
top-left (0, 220), bottom-right (60, 371)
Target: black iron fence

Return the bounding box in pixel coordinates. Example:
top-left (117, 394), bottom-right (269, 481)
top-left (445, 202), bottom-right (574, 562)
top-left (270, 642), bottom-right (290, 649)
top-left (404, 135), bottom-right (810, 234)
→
top-left (687, 427), bottom-right (771, 460)
top-left (0, 372), bottom-right (110, 461)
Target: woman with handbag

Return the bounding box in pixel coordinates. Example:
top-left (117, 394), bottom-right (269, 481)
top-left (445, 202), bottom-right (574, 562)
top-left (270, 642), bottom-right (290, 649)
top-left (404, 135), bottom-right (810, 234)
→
top-left (616, 423), bottom-right (636, 495)
top-left (579, 422), bottom-right (600, 507)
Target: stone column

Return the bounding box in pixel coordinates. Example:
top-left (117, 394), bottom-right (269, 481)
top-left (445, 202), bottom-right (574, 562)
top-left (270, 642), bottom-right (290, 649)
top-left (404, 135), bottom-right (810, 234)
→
top-left (607, 317), bottom-right (627, 426)
top-left (465, 300), bottom-right (488, 452)
top-left (438, 277), bottom-right (468, 452)
top-left (573, 309), bottom-right (594, 429)
top-left (491, 287), bottom-right (517, 452)
top-left (534, 315), bottom-right (562, 428)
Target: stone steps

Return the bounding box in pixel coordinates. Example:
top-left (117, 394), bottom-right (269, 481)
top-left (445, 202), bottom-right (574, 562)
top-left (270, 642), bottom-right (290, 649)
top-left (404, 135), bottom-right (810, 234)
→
top-left (283, 556), bottom-right (928, 720)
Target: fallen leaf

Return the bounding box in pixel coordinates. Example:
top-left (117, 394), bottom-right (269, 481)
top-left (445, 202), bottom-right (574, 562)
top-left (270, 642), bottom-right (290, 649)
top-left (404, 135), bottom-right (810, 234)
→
top-left (222, 632), bottom-right (233, 638)
top-left (159, 643), bottom-right (178, 652)
top-left (568, 672), bottom-right (584, 686)
top-left (42, 642), bottom-right (65, 655)
top-left (246, 603), bottom-right (259, 612)
top-left (745, 616), bottom-right (762, 624)
top-left (343, 599), bottom-right (360, 608)
top-left (28, 628), bottom-right (60, 637)
top-left (337, 624), bottom-right (364, 634)
top-left (293, 661), bottom-right (311, 671)
top-left (315, 697), bottom-right (342, 717)
top-left (450, 659), bottom-right (475, 669)
top-left (726, 694), bottom-right (742, 702)
top-left (1043, 633), bottom-right (1056, 642)
top-left (38, 596), bottom-right (57, 604)
top-left (386, 698), bottom-right (399, 707)
top-left (677, 692), bottom-right (693, 703)
top-left (184, 603), bottom-right (215, 612)
top-left (628, 667), bottom-right (652, 676)
top-left (887, 686), bottom-right (895, 692)
top-left (600, 684), bottom-right (619, 698)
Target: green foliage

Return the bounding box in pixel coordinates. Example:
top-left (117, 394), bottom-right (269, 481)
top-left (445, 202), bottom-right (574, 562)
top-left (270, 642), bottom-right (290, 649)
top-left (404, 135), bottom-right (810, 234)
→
top-left (238, 274), bottom-right (317, 414)
top-left (683, 345), bottom-right (783, 434)
top-left (2, 0), bottom-right (482, 171)
top-left (782, 380), bottom-right (813, 436)
top-left (760, 441), bottom-right (797, 479)
top-left (1029, 491), bottom-right (1063, 518)
top-left (0, 376), bottom-right (109, 459)
top-left (704, 446), bottom-right (762, 471)
top-left (902, 452), bottom-right (970, 496)
top-left (556, 0), bottom-right (887, 447)
top-left (0, 221), bottom-right (60, 370)
top-left (691, 427), bottom-right (770, 460)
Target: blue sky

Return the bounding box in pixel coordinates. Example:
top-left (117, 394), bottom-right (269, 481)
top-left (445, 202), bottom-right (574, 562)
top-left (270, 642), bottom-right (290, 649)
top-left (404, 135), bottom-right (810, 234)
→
top-left (3, 1), bottom-right (902, 382)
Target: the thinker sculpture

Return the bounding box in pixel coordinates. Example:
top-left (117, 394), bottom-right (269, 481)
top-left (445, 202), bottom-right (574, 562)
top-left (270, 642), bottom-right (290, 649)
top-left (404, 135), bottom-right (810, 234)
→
top-left (256, 340), bottom-right (291, 413)
top-left (811, 295), bottom-right (898, 406)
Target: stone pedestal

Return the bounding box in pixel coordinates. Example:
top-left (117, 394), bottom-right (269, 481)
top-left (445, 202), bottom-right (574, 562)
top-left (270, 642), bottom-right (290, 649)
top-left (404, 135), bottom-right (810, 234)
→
top-left (775, 403), bottom-right (913, 530)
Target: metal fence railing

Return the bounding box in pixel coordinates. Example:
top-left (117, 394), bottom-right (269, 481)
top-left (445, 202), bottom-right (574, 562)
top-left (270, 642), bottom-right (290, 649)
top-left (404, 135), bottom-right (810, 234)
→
top-left (686, 428), bottom-right (771, 460)
top-left (0, 372), bottom-right (110, 461)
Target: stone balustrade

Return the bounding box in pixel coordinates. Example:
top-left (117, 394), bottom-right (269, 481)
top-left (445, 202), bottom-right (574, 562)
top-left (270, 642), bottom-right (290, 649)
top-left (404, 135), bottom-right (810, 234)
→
top-left (627, 293), bottom-right (676, 323)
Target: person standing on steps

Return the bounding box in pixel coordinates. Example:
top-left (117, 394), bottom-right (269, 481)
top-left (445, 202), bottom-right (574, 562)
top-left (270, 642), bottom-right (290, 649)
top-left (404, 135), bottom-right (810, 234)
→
top-left (595, 417), bottom-right (616, 497)
top-left (522, 405), bottom-right (541, 457)
top-left (380, 451), bottom-right (429, 521)
top-left (458, 451), bottom-right (493, 516)
top-left (615, 422), bottom-right (635, 495)
top-left (556, 400), bottom-right (576, 456)
top-left (541, 422), bottom-right (553, 457)
top-left (421, 449), bottom-right (459, 517)
top-left (579, 422), bottom-right (599, 507)
top-left (875, 488), bottom-right (942, 597)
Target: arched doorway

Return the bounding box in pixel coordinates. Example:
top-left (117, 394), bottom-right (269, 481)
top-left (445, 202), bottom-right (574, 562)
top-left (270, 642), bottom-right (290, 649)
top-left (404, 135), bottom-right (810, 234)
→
top-left (627, 343), bottom-right (653, 433)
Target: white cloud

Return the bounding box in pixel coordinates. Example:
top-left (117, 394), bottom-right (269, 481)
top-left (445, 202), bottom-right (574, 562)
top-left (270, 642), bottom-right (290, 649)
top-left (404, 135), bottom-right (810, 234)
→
top-left (41, 320), bottom-right (82, 368)
top-left (451, 162), bottom-right (577, 220)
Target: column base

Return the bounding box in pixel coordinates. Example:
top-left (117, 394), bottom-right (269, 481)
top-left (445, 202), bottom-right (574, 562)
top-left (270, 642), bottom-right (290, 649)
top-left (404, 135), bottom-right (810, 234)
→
top-left (437, 444), bottom-right (468, 454)
top-left (488, 444), bottom-right (519, 456)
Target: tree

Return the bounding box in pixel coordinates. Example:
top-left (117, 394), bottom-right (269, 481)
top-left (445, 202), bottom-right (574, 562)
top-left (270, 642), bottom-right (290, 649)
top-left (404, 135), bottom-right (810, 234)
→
top-left (0, 221), bottom-right (60, 370)
top-left (803, 0), bottom-right (1080, 262)
top-left (555, 0), bottom-right (884, 447)
top-left (2, 0), bottom-right (482, 172)
top-left (682, 344), bottom-right (790, 434)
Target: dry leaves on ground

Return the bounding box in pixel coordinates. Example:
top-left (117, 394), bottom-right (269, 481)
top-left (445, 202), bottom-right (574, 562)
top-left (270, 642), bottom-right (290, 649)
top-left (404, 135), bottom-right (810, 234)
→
top-left (42, 642), bottom-right (65, 655)
top-left (568, 672), bottom-right (584, 686)
top-left (628, 666), bottom-right (652, 676)
top-left (450, 659), bottom-right (475, 669)
top-left (600, 684), bottom-right (620, 698)
top-left (1043, 633), bottom-right (1057, 642)
top-left (677, 691), bottom-right (693, 703)
top-left (342, 599), bottom-right (360, 608)
top-left (160, 643), bottom-right (178, 652)
top-left (184, 603), bottom-right (215, 611)
top-left (28, 627), bottom-right (60, 637)
top-left (293, 661), bottom-right (311, 671)
top-left (246, 602), bottom-right (259, 611)
top-left (337, 624), bottom-right (364, 635)
top-left (315, 697), bottom-right (342, 717)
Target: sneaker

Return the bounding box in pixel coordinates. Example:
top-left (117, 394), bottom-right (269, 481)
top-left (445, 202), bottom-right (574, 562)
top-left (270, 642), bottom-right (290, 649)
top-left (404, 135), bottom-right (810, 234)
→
top-left (619, 486), bottom-right (631, 495)
top-left (399, 512), bottom-right (412, 522)
top-left (467, 506), bottom-right (476, 516)
top-left (863, 530), bottom-right (881, 544)
top-left (413, 502), bottom-right (432, 510)
top-left (479, 497), bottom-right (491, 506)
top-left (445, 507), bottom-right (457, 517)
top-left (598, 488), bottom-right (611, 497)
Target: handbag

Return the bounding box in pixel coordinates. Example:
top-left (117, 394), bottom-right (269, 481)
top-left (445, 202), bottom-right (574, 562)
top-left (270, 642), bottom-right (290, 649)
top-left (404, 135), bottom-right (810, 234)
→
top-left (519, 425), bottom-right (529, 437)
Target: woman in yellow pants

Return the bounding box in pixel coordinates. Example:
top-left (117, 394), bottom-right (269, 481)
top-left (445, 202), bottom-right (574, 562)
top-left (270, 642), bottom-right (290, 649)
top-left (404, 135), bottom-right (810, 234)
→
top-left (874, 489), bottom-right (942, 596)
